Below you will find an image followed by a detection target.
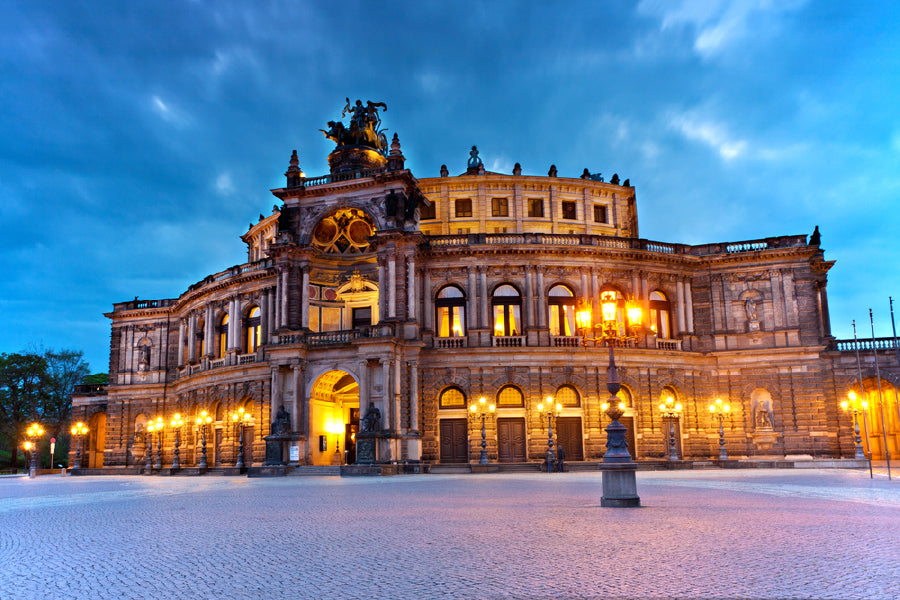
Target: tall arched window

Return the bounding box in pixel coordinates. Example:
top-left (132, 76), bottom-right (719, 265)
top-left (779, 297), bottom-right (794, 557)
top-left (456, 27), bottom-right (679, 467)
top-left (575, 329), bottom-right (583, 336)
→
top-left (244, 306), bottom-right (261, 353)
top-left (492, 284), bottom-right (522, 337)
top-left (195, 318), bottom-right (205, 361)
top-left (435, 285), bottom-right (466, 337)
top-left (217, 313), bottom-right (229, 358)
top-left (548, 285), bottom-right (576, 336)
top-left (649, 291), bottom-right (672, 339)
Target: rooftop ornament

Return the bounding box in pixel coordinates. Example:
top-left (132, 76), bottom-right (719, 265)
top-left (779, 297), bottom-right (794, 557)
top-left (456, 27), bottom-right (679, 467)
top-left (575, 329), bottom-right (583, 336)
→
top-left (320, 98), bottom-right (391, 173)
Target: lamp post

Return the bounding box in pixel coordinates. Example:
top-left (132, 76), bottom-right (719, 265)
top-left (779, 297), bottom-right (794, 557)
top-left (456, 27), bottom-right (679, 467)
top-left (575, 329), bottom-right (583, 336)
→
top-left (659, 396), bottom-right (683, 461)
top-left (707, 399), bottom-right (730, 460)
top-left (468, 397), bottom-right (496, 465)
top-left (576, 292), bottom-right (643, 507)
top-left (149, 417), bottom-right (164, 470)
top-left (70, 422), bottom-right (89, 469)
top-left (841, 392), bottom-right (867, 460)
top-left (198, 410), bottom-right (212, 469)
top-left (231, 407), bottom-right (251, 469)
top-left (536, 397), bottom-right (562, 473)
top-left (170, 413), bottom-right (183, 469)
top-left (26, 423), bottom-right (44, 478)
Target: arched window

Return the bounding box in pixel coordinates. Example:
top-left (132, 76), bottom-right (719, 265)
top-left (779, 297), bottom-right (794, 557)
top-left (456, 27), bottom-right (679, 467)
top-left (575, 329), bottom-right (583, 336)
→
top-left (496, 385), bottom-right (524, 407)
top-left (649, 291), bottom-right (672, 339)
top-left (492, 284), bottom-right (522, 337)
top-left (555, 385), bottom-right (580, 407)
top-left (435, 286), bottom-right (466, 337)
top-left (244, 306), bottom-right (261, 353)
top-left (439, 387), bottom-right (467, 409)
top-left (548, 285), bottom-right (576, 336)
top-left (217, 314), bottom-right (229, 358)
top-left (617, 386), bottom-right (633, 408)
top-left (195, 318), bottom-right (205, 360)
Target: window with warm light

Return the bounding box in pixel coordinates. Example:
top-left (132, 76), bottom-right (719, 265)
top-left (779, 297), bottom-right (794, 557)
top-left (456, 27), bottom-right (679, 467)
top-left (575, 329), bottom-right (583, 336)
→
top-left (491, 197), bottom-right (509, 217)
top-left (195, 318), bottom-right (205, 360)
top-left (217, 313), bottom-right (229, 357)
top-left (245, 306), bottom-right (261, 353)
top-left (436, 285), bottom-right (466, 337)
top-left (497, 385), bottom-right (524, 407)
top-left (527, 198), bottom-right (544, 217)
top-left (439, 387), bottom-right (466, 408)
top-left (548, 285), bottom-right (576, 336)
top-left (492, 284), bottom-right (521, 337)
top-left (556, 385), bottom-right (580, 407)
top-left (649, 291), bottom-right (672, 339)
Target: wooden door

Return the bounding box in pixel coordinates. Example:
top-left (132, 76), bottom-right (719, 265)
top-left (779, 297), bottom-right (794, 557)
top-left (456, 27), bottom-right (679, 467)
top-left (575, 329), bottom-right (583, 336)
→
top-left (620, 416), bottom-right (637, 460)
top-left (214, 429), bottom-right (223, 466)
top-left (439, 419), bottom-right (469, 463)
top-left (556, 417), bottom-right (584, 461)
top-left (497, 417), bottom-right (526, 462)
top-left (242, 428), bottom-right (254, 466)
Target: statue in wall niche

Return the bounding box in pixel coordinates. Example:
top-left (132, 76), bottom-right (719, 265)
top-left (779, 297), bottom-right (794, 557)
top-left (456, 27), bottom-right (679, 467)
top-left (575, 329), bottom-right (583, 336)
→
top-left (745, 297), bottom-right (758, 321)
top-left (755, 399), bottom-right (775, 430)
top-left (271, 405), bottom-right (291, 436)
top-left (361, 401), bottom-right (382, 433)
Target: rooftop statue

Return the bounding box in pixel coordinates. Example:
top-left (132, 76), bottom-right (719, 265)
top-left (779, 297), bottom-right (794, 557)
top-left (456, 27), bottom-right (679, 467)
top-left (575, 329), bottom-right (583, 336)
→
top-left (320, 98), bottom-right (389, 154)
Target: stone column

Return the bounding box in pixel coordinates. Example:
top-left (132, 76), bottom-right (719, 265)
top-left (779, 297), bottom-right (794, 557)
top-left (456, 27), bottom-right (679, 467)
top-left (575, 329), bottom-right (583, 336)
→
top-left (358, 360), bottom-right (369, 420)
top-left (524, 267), bottom-right (534, 328)
top-left (581, 271), bottom-right (589, 303)
top-left (388, 257), bottom-right (397, 318)
top-left (280, 270), bottom-right (288, 329)
top-left (684, 280), bottom-right (694, 333)
top-left (536, 268), bottom-right (546, 327)
top-left (204, 305), bottom-right (214, 356)
top-left (292, 364), bottom-right (303, 436)
top-left (407, 257), bottom-right (416, 320)
top-left (260, 292), bottom-right (269, 345)
top-left (187, 313), bottom-right (196, 362)
top-left (301, 267), bottom-right (310, 329)
top-left (381, 359), bottom-right (392, 432)
top-left (479, 267), bottom-right (489, 330)
top-left (230, 297), bottom-right (241, 351)
top-left (393, 358), bottom-right (402, 432)
top-left (377, 257), bottom-right (386, 323)
top-left (591, 270), bottom-right (600, 319)
top-left (675, 280), bottom-right (686, 334)
top-left (423, 269), bottom-right (433, 330)
top-left (177, 319), bottom-right (186, 366)
top-left (408, 361), bottom-right (421, 461)
top-left (270, 367), bottom-right (281, 428)
top-left (631, 272), bottom-right (640, 300)
top-left (467, 267), bottom-right (477, 330)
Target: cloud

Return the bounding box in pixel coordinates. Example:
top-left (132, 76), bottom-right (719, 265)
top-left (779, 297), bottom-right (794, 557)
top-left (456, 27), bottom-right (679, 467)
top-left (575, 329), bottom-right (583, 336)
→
top-left (215, 172), bottom-right (235, 196)
top-left (638, 0), bottom-right (807, 58)
top-left (667, 111), bottom-right (747, 160)
top-left (150, 95), bottom-right (192, 128)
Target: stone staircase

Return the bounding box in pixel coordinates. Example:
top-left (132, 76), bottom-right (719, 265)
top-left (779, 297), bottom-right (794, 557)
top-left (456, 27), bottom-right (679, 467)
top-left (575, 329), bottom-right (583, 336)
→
top-left (286, 465), bottom-right (342, 476)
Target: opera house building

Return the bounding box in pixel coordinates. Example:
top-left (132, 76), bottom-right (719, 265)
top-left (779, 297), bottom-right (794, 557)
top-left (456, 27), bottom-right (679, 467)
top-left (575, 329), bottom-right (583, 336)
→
top-left (71, 101), bottom-right (900, 474)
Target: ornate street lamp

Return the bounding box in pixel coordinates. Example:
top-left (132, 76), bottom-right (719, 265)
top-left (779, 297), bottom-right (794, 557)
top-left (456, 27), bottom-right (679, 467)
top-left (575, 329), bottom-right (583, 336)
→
top-left (197, 410), bottom-right (213, 469)
top-left (659, 396), bottom-right (683, 461)
top-left (170, 413), bottom-right (184, 469)
top-left (149, 417), bottom-right (164, 470)
top-left (707, 398), bottom-right (730, 460)
top-left (576, 292), bottom-right (643, 507)
top-left (468, 397), bottom-right (496, 465)
top-left (536, 397), bottom-right (562, 473)
top-left (231, 407), bottom-right (252, 469)
top-left (26, 423), bottom-right (44, 478)
top-left (70, 422), bottom-right (89, 469)
top-left (841, 392), bottom-right (868, 460)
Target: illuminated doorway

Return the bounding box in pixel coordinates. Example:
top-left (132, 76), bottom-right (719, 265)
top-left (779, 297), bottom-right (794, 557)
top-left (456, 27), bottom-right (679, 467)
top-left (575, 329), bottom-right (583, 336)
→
top-left (310, 370), bottom-right (360, 466)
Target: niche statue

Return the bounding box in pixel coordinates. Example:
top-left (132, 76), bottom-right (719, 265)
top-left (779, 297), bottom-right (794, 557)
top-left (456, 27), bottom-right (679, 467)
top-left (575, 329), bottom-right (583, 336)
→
top-left (272, 405), bottom-right (292, 436)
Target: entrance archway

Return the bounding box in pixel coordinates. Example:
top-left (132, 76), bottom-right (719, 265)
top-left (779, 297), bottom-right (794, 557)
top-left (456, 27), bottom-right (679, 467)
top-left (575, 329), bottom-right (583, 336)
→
top-left (88, 412), bottom-right (106, 468)
top-left (310, 370), bottom-right (360, 466)
top-left (853, 379), bottom-right (900, 460)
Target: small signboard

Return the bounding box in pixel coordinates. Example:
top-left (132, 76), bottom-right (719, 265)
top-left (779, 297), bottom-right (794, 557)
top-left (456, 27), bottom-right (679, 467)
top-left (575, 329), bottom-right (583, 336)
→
top-left (289, 442), bottom-right (299, 462)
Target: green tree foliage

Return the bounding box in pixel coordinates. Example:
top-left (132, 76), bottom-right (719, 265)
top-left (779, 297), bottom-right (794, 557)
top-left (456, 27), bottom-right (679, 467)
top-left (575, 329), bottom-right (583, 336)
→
top-left (0, 349), bottom-right (91, 467)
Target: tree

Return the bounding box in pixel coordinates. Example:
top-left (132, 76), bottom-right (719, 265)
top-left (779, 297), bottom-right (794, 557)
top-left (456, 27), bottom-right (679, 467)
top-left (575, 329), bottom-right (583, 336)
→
top-left (0, 353), bottom-right (48, 467)
top-left (42, 350), bottom-right (90, 437)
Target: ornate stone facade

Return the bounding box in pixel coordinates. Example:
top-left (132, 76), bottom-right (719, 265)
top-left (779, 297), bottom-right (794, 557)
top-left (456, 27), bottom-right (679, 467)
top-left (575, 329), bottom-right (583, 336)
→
top-left (71, 105), bottom-right (900, 471)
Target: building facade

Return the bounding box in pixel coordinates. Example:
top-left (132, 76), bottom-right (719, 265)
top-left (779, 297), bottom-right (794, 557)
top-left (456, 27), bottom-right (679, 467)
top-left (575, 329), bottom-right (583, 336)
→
top-left (71, 102), bottom-right (900, 472)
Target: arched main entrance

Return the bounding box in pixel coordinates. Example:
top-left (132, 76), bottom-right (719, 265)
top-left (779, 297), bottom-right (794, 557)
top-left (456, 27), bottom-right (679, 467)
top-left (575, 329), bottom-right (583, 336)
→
top-left (309, 370), bottom-right (360, 466)
top-left (87, 412), bottom-right (106, 468)
top-left (851, 379), bottom-right (900, 460)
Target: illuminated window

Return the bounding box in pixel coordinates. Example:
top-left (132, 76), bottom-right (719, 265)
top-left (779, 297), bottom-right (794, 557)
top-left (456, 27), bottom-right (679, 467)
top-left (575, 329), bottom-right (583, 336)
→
top-left (556, 385), bottom-right (580, 407)
top-left (649, 291), bottom-right (672, 339)
top-left (497, 385), bottom-right (524, 407)
top-left (561, 201), bottom-right (577, 220)
top-left (548, 285), bottom-right (576, 336)
top-left (492, 197), bottom-right (509, 217)
top-left (455, 198), bottom-right (472, 218)
top-left (527, 198), bottom-right (544, 217)
top-left (436, 285), bottom-right (466, 337)
top-left (492, 284), bottom-right (522, 337)
top-left (244, 306), bottom-right (261, 353)
top-left (218, 313), bottom-right (229, 357)
top-left (439, 387), bottom-right (466, 408)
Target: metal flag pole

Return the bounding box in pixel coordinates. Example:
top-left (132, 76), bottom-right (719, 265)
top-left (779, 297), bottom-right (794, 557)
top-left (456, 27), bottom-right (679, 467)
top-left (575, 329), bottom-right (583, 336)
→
top-left (852, 320), bottom-right (873, 478)
top-left (870, 309), bottom-right (891, 480)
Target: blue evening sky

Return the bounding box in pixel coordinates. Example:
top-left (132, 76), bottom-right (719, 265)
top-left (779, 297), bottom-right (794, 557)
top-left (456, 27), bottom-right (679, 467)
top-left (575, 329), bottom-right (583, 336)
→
top-left (2, 1), bottom-right (899, 372)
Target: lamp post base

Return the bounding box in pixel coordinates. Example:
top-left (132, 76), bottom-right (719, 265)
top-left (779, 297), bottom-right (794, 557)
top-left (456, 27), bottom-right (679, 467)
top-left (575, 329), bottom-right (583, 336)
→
top-left (600, 463), bottom-right (640, 508)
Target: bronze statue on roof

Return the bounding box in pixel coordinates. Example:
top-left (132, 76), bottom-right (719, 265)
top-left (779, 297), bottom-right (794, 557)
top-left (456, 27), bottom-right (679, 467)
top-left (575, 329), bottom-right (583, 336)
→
top-left (320, 98), bottom-right (389, 154)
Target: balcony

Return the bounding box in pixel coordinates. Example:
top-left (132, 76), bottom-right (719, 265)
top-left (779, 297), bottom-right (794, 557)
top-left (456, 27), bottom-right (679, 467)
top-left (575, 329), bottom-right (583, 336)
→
top-left (492, 336), bottom-right (525, 348)
top-left (434, 337), bottom-right (467, 349)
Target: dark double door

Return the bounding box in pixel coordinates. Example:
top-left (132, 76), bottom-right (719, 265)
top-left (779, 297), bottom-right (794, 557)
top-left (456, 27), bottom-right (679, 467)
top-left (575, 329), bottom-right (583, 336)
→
top-left (440, 419), bottom-right (469, 463)
top-left (555, 417), bottom-right (584, 461)
top-left (497, 418), bottom-right (526, 462)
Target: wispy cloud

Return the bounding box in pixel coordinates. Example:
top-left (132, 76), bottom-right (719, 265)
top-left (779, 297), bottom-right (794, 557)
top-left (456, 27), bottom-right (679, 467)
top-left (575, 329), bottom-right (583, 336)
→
top-left (667, 111), bottom-right (747, 160)
top-left (150, 95), bottom-right (192, 128)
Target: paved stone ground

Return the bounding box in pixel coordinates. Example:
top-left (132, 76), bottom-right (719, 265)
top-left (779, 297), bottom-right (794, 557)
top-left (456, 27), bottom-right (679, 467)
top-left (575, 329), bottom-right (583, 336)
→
top-left (1, 469), bottom-right (899, 600)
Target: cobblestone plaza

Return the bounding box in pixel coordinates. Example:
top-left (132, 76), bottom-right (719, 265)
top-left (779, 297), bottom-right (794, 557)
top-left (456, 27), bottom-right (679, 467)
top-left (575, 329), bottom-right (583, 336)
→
top-left (2, 469), bottom-right (898, 599)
